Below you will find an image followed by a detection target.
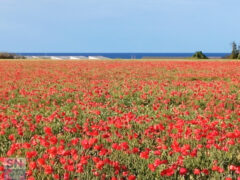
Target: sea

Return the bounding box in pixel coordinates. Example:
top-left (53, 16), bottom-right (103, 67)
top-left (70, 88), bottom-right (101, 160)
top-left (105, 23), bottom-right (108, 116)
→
top-left (15, 53), bottom-right (229, 59)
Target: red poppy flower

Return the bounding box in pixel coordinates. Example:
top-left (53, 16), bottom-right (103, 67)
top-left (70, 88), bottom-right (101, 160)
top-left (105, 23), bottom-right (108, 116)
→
top-left (161, 168), bottom-right (175, 176)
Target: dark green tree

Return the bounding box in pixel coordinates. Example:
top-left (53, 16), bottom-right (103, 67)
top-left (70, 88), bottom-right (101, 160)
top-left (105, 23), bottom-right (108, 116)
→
top-left (192, 51), bottom-right (208, 59)
top-left (229, 41), bottom-right (239, 59)
top-left (238, 43), bottom-right (240, 58)
top-left (238, 48), bottom-right (240, 59)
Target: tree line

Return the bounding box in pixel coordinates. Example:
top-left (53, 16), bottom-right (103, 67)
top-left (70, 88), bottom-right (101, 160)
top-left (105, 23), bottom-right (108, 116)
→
top-left (229, 42), bottom-right (240, 59)
top-left (0, 52), bottom-right (25, 59)
top-left (192, 42), bottom-right (240, 59)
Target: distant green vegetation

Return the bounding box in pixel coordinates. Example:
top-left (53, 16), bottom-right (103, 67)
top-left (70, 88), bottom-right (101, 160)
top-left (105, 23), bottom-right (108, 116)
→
top-left (0, 52), bottom-right (25, 59)
top-left (227, 42), bottom-right (240, 59)
top-left (192, 51), bottom-right (208, 59)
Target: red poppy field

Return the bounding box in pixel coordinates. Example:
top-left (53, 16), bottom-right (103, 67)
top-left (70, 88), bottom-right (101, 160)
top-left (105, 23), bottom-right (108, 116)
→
top-left (0, 60), bottom-right (240, 180)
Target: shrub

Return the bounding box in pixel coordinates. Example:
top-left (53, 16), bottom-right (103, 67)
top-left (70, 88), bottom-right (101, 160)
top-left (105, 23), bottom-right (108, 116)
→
top-left (192, 51), bottom-right (208, 59)
top-left (0, 52), bottom-right (25, 59)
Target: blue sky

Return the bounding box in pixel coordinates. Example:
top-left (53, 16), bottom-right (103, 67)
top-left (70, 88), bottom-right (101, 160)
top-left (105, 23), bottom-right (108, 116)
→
top-left (0, 0), bottom-right (239, 53)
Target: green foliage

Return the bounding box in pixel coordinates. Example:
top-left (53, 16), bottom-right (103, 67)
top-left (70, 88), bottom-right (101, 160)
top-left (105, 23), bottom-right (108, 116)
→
top-left (228, 42), bottom-right (240, 59)
top-left (0, 52), bottom-right (25, 59)
top-left (192, 51), bottom-right (208, 59)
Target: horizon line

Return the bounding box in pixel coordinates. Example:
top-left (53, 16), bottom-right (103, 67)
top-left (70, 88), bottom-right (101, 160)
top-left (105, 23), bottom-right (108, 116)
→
top-left (12, 52), bottom-right (230, 54)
